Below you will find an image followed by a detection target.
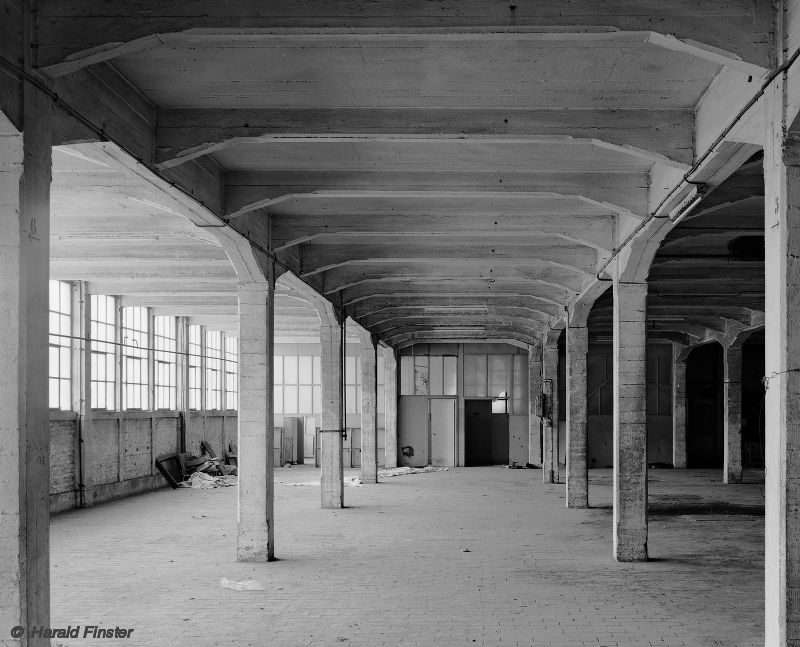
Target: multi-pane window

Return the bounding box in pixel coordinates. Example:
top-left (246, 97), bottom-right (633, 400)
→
top-left (274, 354), bottom-right (321, 415)
top-left (345, 355), bottom-right (361, 414)
top-left (377, 353), bottom-right (385, 416)
top-left (402, 355), bottom-right (457, 397)
top-left (205, 330), bottom-right (223, 410)
top-left (49, 280), bottom-right (72, 410)
top-left (188, 325), bottom-right (202, 409)
top-left (90, 294), bottom-right (116, 410)
top-left (154, 316), bottom-right (177, 410)
top-left (122, 306), bottom-right (149, 410)
top-left (224, 336), bottom-right (238, 410)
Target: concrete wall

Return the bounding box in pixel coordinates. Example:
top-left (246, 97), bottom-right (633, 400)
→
top-left (49, 410), bottom-right (237, 513)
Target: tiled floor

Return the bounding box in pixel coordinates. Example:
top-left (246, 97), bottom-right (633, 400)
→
top-left (49, 467), bottom-right (764, 647)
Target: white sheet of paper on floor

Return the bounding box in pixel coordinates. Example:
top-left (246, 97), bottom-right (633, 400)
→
top-left (220, 577), bottom-right (265, 591)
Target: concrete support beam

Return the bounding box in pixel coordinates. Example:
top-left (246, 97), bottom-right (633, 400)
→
top-left (723, 343), bottom-right (743, 484)
top-left (360, 335), bottom-right (378, 484)
top-left (236, 278), bottom-right (276, 561)
top-left (383, 346), bottom-right (398, 469)
top-left (672, 345), bottom-right (688, 469)
top-left (612, 280), bottom-right (648, 562)
top-left (527, 344), bottom-right (543, 467)
top-left (320, 312), bottom-right (344, 508)
top-left (542, 342), bottom-right (559, 484)
top-left (0, 91), bottom-right (53, 644)
top-left (763, 84), bottom-right (798, 646)
top-left (566, 325), bottom-right (589, 508)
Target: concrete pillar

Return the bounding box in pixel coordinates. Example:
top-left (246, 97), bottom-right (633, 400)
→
top-left (527, 344), bottom-right (543, 467)
top-left (542, 342), bottom-right (559, 484)
top-left (0, 95), bottom-right (53, 644)
top-left (723, 343), bottom-right (743, 484)
top-left (763, 87), bottom-right (798, 645)
top-left (383, 346), bottom-right (398, 468)
top-left (236, 277), bottom-right (276, 561)
top-left (319, 311), bottom-right (344, 508)
top-left (672, 345), bottom-right (688, 469)
top-left (176, 316), bottom-right (190, 452)
top-left (360, 335), bottom-right (378, 484)
top-left (612, 280), bottom-right (648, 562)
top-left (566, 325), bottom-right (589, 508)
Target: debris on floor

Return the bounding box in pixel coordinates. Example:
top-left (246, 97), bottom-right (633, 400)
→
top-left (379, 466), bottom-right (448, 478)
top-left (180, 472), bottom-right (238, 489)
top-left (220, 577), bottom-right (265, 591)
top-left (278, 476), bottom-right (364, 487)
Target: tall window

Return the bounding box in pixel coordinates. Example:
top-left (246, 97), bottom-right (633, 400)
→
top-left (154, 316), bottom-right (177, 410)
top-left (274, 354), bottom-right (321, 415)
top-left (205, 330), bottom-right (223, 410)
top-left (49, 280), bottom-right (72, 410)
top-left (224, 336), bottom-right (238, 410)
top-left (345, 355), bottom-right (361, 414)
top-left (188, 325), bottom-right (202, 409)
top-left (122, 306), bottom-right (149, 410)
top-left (90, 294), bottom-right (116, 410)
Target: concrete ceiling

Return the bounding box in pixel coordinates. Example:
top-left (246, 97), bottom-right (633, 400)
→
top-left (36, 3), bottom-right (771, 348)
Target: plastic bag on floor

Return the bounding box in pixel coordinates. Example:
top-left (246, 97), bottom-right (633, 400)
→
top-left (220, 577), bottom-right (265, 591)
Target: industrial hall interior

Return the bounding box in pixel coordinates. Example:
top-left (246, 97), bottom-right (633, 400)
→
top-left (4, 1), bottom-right (800, 646)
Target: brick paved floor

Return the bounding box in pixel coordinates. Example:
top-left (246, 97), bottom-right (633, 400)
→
top-left (49, 467), bottom-right (764, 647)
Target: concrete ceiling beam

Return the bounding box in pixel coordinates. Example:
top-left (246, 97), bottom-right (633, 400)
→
top-left (36, 1), bottom-right (770, 75)
top-left (154, 108), bottom-right (693, 167)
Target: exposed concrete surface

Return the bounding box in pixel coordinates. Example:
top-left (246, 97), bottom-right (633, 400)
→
top-left (50, 467), bottom-right (763, 647)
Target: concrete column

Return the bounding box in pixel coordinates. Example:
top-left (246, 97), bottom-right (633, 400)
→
top-left (71, 282), bottom-right (91, 508)
top-left (763, 84), bottom-right (800, 646)
top-left (527, 344), bottom-right (543, 467)
top-left (0, 95), bottom-right (53, 644)
top-left (542, 343), bottom-right (559, 484)
top-left (319, 312), bottom-right (344, 508)
top-left (723, 343), bottom-right (743, 484)
top-left (566, 325), bottom-right (589, 508)
top-left (383, 346), bottom-right (398, 468)
top-left (672, 345), bottom-right (688, 469)
top-left (360, 335), bottom-right (378, 484)
top-left (236, 278), bottom-right (275, 561)
top-left (612, 280), bottom-right (648, 562)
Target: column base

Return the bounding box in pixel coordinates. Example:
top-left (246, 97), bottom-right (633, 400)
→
top-left (724, 470), bottom-right (743, 484)
top-left (614, 528), bottom-right (648, 562)
top-left (237, 521), bottom-right (274, 562)
top-left (566, 490), bottom-right (589, 509)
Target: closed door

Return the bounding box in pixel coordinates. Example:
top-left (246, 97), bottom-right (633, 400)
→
top-left (398, 395), bottom-right (429, 467)
top-left (430, 398), bottom-right (456, 466)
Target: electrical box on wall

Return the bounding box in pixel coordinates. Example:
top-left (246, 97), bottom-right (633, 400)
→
top-left (535, 393), bottom-right (551, 420)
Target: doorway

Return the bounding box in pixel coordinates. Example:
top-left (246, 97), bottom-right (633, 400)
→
top-left (430, 398), bottom-right (456, 466)
top-left (465, 400), bottom-right (509, 465)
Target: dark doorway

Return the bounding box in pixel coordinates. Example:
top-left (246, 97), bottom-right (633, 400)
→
top-left (465, 400), bottom-right (492, 465)
top-left (491, 413), bottom-right (509, 464)
top-left (465, 399), bottom-right (509, 466)
top-left (742, 331), bottom-right (765, 468)
top-left (686, 343), bottom-right (724, 468)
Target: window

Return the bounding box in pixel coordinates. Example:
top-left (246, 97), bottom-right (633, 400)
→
top-left (90, 294), bottom-right (116, 410)
top-left (225, 336), bottom-right (238, 410)
top-left (49, 280), bottom-right (72, 410)
top-left (188, 325), bottom-right (202, 409)
top-left (377, 353), bottom-right (385, 415)
top-left (122, 306), bottom-right (149, 410)
top-left (345, 355), bottom-right (361, 414)
top-left (275, 354), bottom-right (322, 415)
top-left (205, 330), bottom-right (223, 410)
top-left (154, 316), bottom-right (176, 410)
